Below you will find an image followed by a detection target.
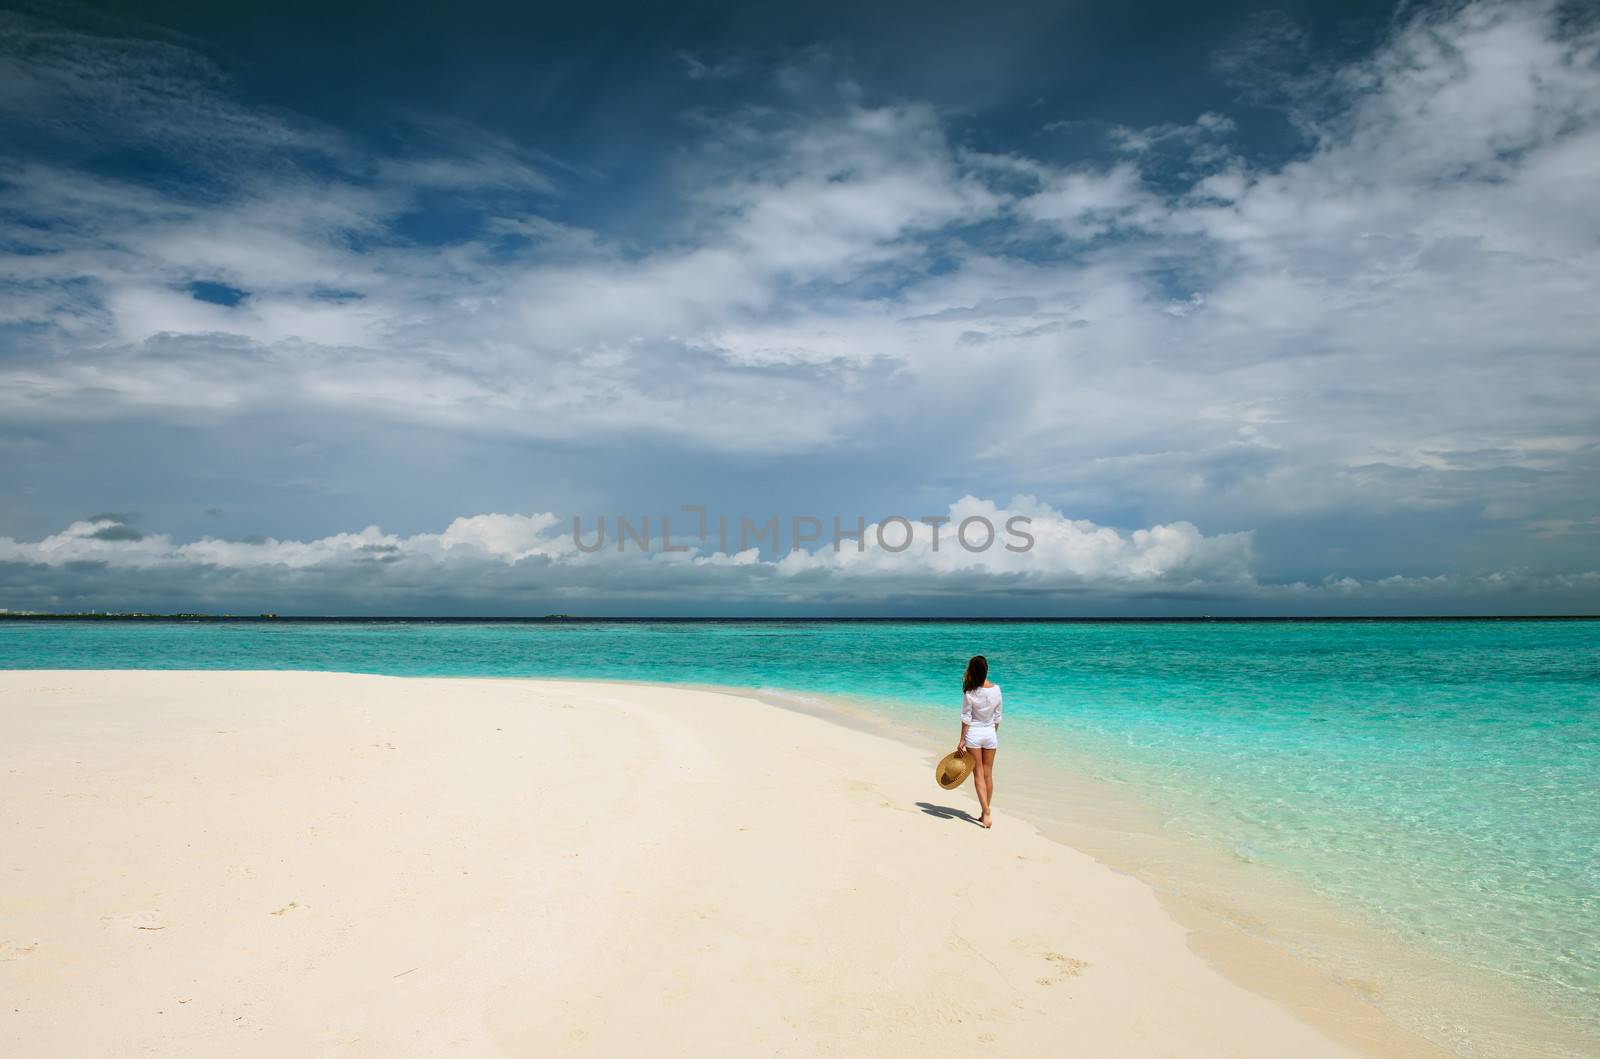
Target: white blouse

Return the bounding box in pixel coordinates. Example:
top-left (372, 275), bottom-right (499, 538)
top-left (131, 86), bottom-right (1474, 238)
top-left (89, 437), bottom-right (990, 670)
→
top-left (961, 685), bottom-right (1003, 727)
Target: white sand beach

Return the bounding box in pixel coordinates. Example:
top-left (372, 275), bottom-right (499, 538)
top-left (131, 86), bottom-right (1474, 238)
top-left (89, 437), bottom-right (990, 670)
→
top-left (0, 671), bottom-right (1447, 1058)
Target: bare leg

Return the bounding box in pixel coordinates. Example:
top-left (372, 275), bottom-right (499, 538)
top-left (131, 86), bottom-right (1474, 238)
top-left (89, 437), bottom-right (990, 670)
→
top-left (980, 747), bottom-right (997, 826)
top-left (973, 753), bottom-right (991, 825)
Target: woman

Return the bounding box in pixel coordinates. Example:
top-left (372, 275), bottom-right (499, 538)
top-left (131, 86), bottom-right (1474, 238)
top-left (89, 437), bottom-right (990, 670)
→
top-left (956, 654), bottom-right (1001, 828)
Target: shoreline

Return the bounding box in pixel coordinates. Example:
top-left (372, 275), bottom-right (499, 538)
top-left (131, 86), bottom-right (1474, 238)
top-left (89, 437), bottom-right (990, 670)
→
top-left (708, 680), bottom-right (1587, 1059)
top-left (1, 669), bottom-right (1584, 1058)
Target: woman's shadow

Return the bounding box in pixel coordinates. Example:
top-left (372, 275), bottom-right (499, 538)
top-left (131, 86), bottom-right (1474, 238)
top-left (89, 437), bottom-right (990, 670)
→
top-left (915, 801), bottom-right (982, 827)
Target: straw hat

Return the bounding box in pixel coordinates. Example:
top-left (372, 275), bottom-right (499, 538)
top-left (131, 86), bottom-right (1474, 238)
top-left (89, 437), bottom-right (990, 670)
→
top-left (935, 749), bottom-right (975, 789)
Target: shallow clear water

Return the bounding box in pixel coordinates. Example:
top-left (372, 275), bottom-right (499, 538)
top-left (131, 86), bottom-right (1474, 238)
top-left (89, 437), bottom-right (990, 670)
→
top-left (4, 618), bottom-right (1597, 1043)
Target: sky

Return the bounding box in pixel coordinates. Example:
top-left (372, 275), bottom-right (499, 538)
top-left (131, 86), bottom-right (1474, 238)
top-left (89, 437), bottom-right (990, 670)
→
top-left (0, 0), bottom-right (1597, 616)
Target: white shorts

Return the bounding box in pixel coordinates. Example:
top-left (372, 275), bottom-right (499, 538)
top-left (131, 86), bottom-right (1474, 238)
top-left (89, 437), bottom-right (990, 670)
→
top-left (965, 724), bottom-right (998, 750)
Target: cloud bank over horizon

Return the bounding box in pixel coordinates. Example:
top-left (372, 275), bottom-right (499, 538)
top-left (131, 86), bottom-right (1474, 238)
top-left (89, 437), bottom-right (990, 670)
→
top-left (3, 499), bottom-right (1593, 616)
top-left (1, 0), bottom-right (1597, 613)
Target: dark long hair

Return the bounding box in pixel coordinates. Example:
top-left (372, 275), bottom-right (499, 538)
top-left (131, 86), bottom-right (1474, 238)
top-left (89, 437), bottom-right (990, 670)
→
top-left (962, 654), bottom-right (988, 693)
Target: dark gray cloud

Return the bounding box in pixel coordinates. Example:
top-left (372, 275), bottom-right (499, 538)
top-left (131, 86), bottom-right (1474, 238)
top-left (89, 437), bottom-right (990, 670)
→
top-left (86, 523), bottom-right (143, 541)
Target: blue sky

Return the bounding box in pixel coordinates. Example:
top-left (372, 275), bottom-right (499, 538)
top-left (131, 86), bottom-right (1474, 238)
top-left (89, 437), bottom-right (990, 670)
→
top-left (1, 0), bottom-right (1597, 615)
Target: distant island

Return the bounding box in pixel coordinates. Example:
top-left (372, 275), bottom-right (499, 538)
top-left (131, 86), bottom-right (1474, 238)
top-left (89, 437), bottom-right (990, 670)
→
top-left (0, 611), bottom-right (591, 621)
top-left (0, 611), bottom-right (282, 620)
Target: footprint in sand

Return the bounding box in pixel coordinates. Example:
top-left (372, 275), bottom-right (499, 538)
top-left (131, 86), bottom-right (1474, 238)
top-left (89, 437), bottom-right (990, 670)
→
top-left (1036, 951), bottom-right (1088, 985)
top-left (103, 910), bottom-right (167, 932)
top-left (0, 939), bottom-right (39, 960)
top-left (271, 900), bottom-right (309, 916)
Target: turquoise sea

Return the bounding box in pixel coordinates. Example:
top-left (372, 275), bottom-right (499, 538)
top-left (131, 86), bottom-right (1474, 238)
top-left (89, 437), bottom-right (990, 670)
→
top-left (3, 618), bottom-right (1597, 1052)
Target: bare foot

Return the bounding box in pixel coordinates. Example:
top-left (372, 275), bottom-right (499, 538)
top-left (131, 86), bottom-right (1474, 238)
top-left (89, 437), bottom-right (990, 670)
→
top-left (981, 812), bottom-right (993, 829)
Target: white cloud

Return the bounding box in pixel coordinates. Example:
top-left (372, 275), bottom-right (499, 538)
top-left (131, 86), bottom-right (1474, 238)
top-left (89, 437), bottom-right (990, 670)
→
top-left (776, 496), bottom-right (1254, 587)
top-left (1017, 162), bottom-right (1159, 239)
top-left (2, 498), bottom-right (1243, 586)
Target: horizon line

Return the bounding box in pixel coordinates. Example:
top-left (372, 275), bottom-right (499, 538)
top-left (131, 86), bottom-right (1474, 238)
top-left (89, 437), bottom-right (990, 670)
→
top-left (2, 613), bottom-right (1596, 623)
